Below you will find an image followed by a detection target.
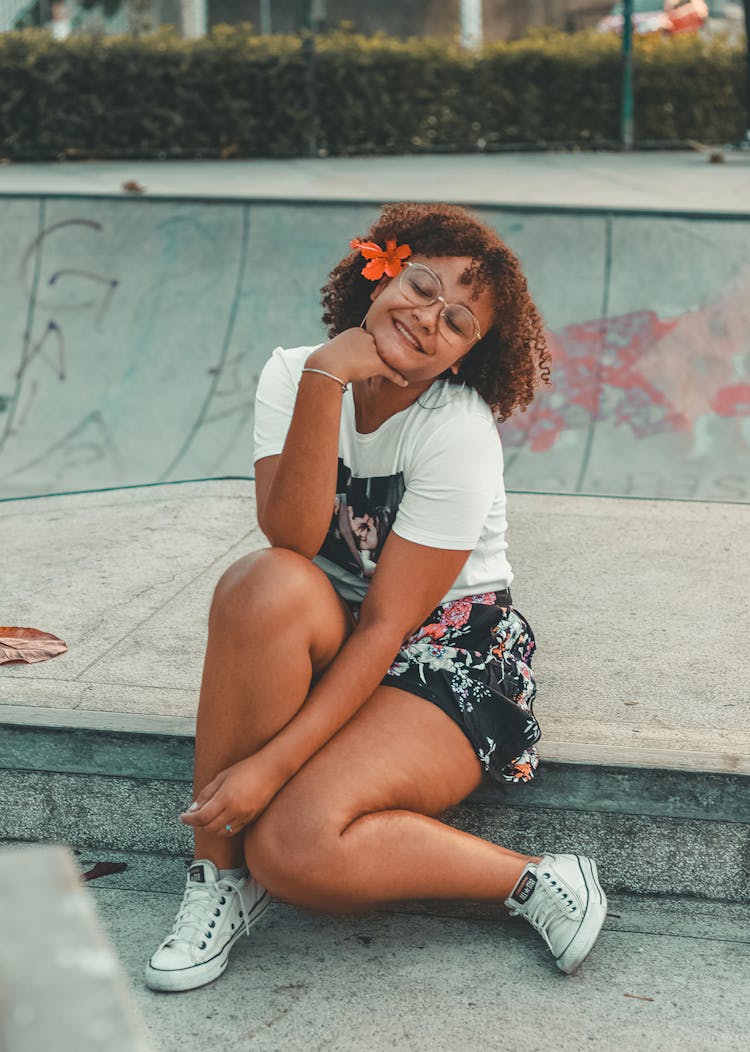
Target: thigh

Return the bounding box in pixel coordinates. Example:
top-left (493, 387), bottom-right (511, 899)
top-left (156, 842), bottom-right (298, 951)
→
top-left (256, 685), bottom-right (483, 838)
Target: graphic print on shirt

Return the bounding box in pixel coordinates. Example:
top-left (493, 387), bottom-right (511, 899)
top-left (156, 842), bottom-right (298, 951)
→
top-left (318, 458), bottom-right (406, 579)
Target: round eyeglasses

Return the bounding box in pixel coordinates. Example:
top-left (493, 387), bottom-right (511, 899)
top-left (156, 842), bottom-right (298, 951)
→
top-left (398, 262), bottom-right (482, 345)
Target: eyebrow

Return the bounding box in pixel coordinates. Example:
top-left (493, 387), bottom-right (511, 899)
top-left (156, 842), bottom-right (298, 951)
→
top-left (424, 264), bottom-right (478, 310)
top-left (448, 278), bottom-right (481, 313)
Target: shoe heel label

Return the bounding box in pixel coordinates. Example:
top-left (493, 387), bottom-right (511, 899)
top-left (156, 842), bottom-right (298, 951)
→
top-left (189, 865), bottom-right (206, 883)
top-left (511, 870), bottom-right (537, 905)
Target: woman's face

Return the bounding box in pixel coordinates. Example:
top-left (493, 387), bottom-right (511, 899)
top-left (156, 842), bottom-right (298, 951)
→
top-left (348, 509), bottom-right (378, 551)
top-left (365, 255), bottom-right (496, 385)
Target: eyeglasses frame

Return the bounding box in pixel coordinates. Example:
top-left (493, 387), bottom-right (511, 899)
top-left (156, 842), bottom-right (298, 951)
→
top-left (397, 262), bottom-right (482, 345)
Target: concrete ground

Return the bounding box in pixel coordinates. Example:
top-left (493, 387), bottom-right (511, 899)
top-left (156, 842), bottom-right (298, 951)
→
top-left (1, 151), bottom-right (749, 212)
top-left (91, 884), bottom-right (750, 1052)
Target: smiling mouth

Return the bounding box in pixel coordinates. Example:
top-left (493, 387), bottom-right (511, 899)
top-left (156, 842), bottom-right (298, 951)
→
top-left (393, 319), bottom-right (423, 352)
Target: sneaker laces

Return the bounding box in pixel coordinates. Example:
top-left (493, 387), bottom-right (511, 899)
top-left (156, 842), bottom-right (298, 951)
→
top-left (155, 874), bottom-right (250, 953)
top-left (508, 869), bottom-right (579, 953)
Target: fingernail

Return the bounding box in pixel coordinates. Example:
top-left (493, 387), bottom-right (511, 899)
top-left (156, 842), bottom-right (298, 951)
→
top-left (187, 801), bottom-right (199, 812)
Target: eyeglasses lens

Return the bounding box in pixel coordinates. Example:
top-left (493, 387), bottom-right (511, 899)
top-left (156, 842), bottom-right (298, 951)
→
top-left (401, 265), bottom-right (439, 304)
top-left (400, 265), bottom-right (477, 343)
top-left (443, 306), bottom-right (477, 342)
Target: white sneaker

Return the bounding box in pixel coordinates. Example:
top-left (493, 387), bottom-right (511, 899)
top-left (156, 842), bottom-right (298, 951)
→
top-left (505, 853), bottom-right (607, 974)
top-left (145, 860), bottom-right (271, 992)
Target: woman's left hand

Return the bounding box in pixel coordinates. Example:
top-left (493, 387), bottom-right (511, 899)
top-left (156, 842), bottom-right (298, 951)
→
top-left (179, 753), bottom-right (283, 836)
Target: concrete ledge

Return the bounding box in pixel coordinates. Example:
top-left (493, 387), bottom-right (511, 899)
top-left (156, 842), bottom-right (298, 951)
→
top-left (3, 703), bottom-right (748, 775)
top-left (2, 154), bottom-right (750, 215)
top-left (0, 709), bottom-right (195, 783)
top-left (2, 708), bottom-right (749, 825)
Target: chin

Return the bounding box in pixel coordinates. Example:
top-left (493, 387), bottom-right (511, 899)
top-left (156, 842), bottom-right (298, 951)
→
top-left (373, 335), bottom-right (408, 371)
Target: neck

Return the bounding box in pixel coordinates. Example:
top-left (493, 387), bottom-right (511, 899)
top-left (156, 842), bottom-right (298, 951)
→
top-left (353, 375), bottom-right (434, 433)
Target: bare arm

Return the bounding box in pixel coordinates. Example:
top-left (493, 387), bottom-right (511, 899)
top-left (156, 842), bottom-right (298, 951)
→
top-left (255, 329), bottom-right (408, 558)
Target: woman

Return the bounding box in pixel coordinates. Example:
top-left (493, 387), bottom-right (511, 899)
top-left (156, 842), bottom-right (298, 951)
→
top-left (145, 203), bottom-right (607, 993)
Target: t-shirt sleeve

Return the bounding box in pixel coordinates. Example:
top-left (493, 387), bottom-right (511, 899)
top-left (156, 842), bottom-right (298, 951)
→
top-left (392, 412), bottom-right (503, 550)
top-left (253, 347), bottom-right (298, 463)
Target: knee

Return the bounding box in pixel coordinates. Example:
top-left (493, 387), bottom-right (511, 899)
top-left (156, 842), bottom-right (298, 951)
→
top-left (210, 548), bottom-right (315, 627)
top-left (244, 805), bottom-right (348, 910)
top-left (242, 816), bottom-right (289, 899)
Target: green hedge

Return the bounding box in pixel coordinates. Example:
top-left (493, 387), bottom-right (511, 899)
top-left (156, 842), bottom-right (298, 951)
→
top-left (0, 26), bottom-right (745, 161)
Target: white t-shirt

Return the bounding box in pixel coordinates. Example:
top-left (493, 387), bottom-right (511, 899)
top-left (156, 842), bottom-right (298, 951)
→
top-left (253, 344), bottom-right (514, 605)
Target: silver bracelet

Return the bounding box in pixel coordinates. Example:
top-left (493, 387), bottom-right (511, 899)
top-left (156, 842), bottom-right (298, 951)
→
top-left (300, 367), bottom-right (349, 393)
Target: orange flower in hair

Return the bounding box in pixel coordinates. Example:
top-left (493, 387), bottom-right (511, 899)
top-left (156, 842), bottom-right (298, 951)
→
top-left (350, 237), bottom-right (412, 280)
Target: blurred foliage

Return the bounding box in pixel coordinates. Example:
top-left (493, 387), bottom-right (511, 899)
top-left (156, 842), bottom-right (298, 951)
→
top-left (0, 26), bottom-right (745, 161)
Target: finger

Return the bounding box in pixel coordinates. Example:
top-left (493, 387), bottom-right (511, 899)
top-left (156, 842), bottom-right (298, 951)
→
top-left (199, 809), bottom-right (231, 836)
top-left (374, 359), bottom-right (408, 387)
top-left (370, 339), bottom-right (409, 387)
top-left (193, 774), bottom-right (224, 809)
top-left (181, 789), bottom-right (213, 820)
top-left (180, 795), bottom-right (224, 828)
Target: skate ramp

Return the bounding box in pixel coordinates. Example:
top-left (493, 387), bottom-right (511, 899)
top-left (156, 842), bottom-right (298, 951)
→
top-left (1, 195), bottom-right (748, 502)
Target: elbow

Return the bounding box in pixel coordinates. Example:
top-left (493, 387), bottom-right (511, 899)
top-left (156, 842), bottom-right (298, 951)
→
top-left (269, 540), bottom-right (321, 561)
top-left (261, 528), bottom-right (320, 561)
top-left (257, 512), bottom-right (323, 562)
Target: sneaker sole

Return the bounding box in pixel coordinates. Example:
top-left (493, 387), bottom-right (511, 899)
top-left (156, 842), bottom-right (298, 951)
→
top-left (144, 890), bottom-right (272, 993)
top-left (555, 857), bottom-right (607, 975)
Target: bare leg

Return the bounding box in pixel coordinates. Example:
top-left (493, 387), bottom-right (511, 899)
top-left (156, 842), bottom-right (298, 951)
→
top-left (336, 813), bottom-right (531, 906)
top-left (246, 687), bottom-right (540, 910)
top-left (192, 548), bottom-right (353, 867)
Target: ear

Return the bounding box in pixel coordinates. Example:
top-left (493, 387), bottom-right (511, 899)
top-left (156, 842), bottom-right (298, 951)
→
top-left (450, 356), bottom-right (466, 375)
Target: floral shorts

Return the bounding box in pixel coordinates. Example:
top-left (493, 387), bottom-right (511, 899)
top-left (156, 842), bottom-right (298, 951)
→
top-left (379, 591), bottom-right (540, 783)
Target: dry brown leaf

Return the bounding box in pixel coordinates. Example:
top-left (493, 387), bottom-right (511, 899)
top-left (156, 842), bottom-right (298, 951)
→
top-left (81, 861), bottom-right (128, 882)
top-left (122, 180), bottom-right (146, 194)
top-left (0, 626), bottom-right (67, 664)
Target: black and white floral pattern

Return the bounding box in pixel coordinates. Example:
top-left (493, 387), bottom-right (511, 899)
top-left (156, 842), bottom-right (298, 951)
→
top-left (382, 593), bottom-right (540, 783)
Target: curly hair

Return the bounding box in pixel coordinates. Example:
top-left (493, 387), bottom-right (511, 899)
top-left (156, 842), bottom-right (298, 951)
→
top-left (321, 203), bottom-right (550, 421)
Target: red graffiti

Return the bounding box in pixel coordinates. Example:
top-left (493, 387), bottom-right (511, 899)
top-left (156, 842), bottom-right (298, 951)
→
top-left (502, 268), bottom-right (750, 453)
top-left (711, 384), bottom-right (750, 418)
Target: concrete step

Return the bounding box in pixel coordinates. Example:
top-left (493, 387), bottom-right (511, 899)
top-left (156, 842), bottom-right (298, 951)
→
top-left (2, 706), bottom-right (748, 903)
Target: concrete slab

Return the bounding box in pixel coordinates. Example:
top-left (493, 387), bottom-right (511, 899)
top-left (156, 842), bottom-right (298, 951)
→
top-left (0, 481), bottom-right (264, 684)
top-left (90, 885), bottom-right (750, 1052)
top-left (1, 480), bottom-right (748, 772)
top-left (1, 153), bottom-right (749, 213)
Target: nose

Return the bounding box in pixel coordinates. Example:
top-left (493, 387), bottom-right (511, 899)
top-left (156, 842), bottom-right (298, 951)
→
top-left (411, 297), bottom-right (445, 343)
